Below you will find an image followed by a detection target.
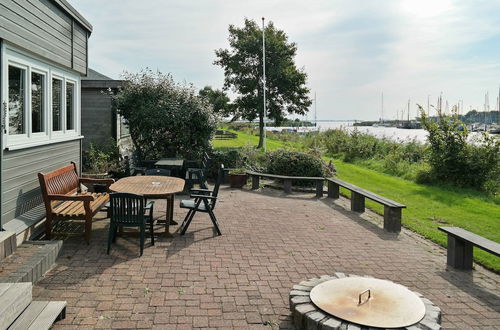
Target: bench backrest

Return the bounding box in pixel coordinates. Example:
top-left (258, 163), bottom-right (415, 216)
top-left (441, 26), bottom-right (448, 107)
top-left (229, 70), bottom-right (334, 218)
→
top-left (38, 163), bottom-right (80, 198)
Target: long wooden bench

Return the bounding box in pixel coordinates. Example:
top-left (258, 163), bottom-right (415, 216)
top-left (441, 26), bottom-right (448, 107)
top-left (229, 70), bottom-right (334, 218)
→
top-left (438, 226), bottom-right (500, 270)
top-left (326, 178), bottom-right (406, 232)
top-left (247, 171), bottom-right (325, 197)
top-left (38, 162), bottom-right (114, 244)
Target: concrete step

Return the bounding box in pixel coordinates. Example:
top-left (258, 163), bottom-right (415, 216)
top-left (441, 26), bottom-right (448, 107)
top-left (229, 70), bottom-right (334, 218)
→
top-left (0, 232), bottom-right (17, 261)
top-left (0, 282), bottom-right (32, 330)
top-left (9, 300), bottom-right (66, 330)
top-left (0, 241), bottom-right (63, 284)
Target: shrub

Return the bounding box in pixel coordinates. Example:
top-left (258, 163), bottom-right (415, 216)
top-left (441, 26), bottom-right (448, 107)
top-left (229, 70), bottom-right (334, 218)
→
top-left (83, 139), bottom-right (128, 177)
top-left (420, 107), bottom-right (500, 192)
top-left (208, 146), bottom-right (266, 178)
top-left (266, 149), bottom-right (329, 186)
top-left (112, 69), bottom-right (217, 161)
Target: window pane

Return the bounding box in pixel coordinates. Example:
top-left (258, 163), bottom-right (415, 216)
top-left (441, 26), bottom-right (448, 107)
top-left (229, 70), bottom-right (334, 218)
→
top-left (52, 78), bottom-right (62, 131)
top-left (66, 82), bottom-right (74, 130)
top-left (8, 66), bottom-right (25, 135)
top-left (31, 72), bottom-right (45, 133)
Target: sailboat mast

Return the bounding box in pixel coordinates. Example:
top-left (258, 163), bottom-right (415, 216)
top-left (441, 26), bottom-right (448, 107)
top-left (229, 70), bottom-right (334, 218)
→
top-left (314, 92), bottom-right (317, 127)
top-left (407, 99), bottom-right (410, 122)
top-left (381, 92), bottom-right (384, 123)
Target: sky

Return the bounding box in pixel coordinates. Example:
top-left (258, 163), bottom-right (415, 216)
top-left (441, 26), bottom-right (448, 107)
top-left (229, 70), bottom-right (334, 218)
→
top-left (72, 0), bottom-right (500, 121)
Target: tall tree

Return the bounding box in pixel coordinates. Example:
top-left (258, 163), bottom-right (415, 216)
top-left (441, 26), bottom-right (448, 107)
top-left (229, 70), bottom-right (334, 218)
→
top-left (214, 18), bottom-right (312, 148)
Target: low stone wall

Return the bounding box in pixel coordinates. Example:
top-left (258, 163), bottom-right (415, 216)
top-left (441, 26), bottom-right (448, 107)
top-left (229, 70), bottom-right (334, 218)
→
top-left (289, 273), bottom-right (441, 330)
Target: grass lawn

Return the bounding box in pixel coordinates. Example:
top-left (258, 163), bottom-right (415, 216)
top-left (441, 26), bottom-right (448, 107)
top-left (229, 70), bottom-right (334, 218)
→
top-left (213, 129), bottom-right (500, 271)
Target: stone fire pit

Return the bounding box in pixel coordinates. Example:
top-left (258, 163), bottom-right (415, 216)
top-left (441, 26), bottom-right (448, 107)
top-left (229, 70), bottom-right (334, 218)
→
top-left (289, 273), bottom-right (441, 330)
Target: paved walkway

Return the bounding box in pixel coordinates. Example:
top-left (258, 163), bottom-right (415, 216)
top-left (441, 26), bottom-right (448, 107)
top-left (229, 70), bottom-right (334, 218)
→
top-left (33, 187), bottom-right (500, 329)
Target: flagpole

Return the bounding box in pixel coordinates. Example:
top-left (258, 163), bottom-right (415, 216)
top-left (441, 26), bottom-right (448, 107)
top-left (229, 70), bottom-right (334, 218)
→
top-left (262, 17), bottom-right (267, 152)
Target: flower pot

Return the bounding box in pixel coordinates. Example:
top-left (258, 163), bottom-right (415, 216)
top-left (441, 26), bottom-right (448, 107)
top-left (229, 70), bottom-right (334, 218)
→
top-left (229, 174), bottom-right (247, 188)
top-left (81, 172), bottom-right (111, 179)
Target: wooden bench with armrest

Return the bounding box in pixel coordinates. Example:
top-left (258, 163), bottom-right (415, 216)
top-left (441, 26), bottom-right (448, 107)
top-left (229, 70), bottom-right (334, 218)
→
top-left (38, 162), bottom-right (114, 244)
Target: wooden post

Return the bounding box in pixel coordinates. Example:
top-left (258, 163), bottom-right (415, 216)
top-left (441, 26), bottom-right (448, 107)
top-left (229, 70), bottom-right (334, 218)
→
top-left (252, 175), bottom-right (260, 190)
top-left (447, 236), bottom-right (473, 270)
top-left (327, 181), bottom-right (340, 199)
top-left (283, 179), bottom-right (292, 194)
top-left (383, 206), bottom-right (401, 232)
top-left (315, 180), bottom-right (324, 197)
top-left (350, 192), bottom-right (365, 212)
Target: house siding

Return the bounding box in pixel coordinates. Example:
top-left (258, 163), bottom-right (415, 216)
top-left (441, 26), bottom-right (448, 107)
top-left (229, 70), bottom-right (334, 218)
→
top-left (81, 88), bottom-right (115, 150)
top-left (1, 139), bottom-right (81, 224)
top-left (0, 0), bottom-right (89, 74)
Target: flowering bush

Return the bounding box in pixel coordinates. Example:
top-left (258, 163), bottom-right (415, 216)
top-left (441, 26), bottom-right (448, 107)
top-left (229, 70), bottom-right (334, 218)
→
top-left (112, 69), bottom-right (217, 160)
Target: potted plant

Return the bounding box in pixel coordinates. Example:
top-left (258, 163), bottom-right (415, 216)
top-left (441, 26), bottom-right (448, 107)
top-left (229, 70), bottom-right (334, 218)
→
top-left (228, 168), bottom-right (247, 188)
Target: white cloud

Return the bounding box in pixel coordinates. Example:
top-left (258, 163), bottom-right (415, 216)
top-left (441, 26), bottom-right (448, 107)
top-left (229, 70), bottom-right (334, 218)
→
top-left (72, 0), bottom-right (500, 120)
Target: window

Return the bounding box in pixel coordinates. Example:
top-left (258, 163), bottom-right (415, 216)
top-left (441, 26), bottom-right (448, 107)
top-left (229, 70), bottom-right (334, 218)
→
top-left (31, 72), bottom-right (45, 133)
top-left (52, 78), bottom-right (62, 132)
top-left (2, 45), bottom-right (81, 149)
top-left (8, 65), bottom-right (26, 135)
top-left (66, 82), bottom-right (75, 130)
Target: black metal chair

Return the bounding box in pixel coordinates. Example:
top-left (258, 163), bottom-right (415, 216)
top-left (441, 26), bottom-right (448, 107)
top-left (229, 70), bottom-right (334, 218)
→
top-left (107, 193), bottom-right (155, 256)
top-left (185, 152), bottom-right (210, 190)
top-left (179, 164), bottom-right (223, 236)
top-left (145, 168), bottom-right (171, 176)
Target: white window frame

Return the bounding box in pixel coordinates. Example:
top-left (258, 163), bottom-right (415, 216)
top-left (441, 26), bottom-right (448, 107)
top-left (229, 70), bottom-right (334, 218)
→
top-left (1, 42), bottom-right (82, 150)
top-left (65, 79), bottom-right (77, 133)
top-left (50, 74), bottom-right (65, 137)
top-left (5, 61), bottom-right (29, 144)
top-left (30, 67), bottom-right (49, 141)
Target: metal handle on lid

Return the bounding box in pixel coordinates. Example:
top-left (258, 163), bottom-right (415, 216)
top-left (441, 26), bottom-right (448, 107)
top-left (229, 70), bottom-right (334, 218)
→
top-left (358, 289), bottom-right (371, 305)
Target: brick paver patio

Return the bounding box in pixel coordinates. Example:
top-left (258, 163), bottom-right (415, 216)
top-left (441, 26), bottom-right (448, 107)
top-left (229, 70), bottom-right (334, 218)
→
top-left (32, 187), bottom-right (500, 329)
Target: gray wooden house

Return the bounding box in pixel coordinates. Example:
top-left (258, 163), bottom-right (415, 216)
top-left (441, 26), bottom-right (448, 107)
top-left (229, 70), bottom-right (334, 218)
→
top-left (0, 0), bottom-right (92, 241)
top-left (81, 68), bottom-right (129, 152)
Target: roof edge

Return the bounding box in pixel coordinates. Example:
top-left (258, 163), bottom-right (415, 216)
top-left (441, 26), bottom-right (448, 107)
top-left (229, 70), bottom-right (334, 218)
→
top-left (52, 0), bottom-right (93, 33)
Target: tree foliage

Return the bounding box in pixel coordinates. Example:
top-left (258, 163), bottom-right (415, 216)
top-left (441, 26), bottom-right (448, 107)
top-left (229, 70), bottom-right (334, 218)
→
top-left (214, 18), bottom-right (312, 148)
top-left (112, 69), bottom-right (217, 160)
top-left (198, 86), bottom-right (234, 118)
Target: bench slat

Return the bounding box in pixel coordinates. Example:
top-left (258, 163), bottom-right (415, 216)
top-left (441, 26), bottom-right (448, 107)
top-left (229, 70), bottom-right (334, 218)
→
top-left (246, 171), bottom-right (324, 181)
top-left (438, 227), bottom-right (500, 257)
top-left (327, 178), bottom-right (405, 208)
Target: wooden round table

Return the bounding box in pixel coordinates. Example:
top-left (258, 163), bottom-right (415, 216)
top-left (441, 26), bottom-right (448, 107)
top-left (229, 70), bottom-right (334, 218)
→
top-left (110, 176), bottom-right (185, 237)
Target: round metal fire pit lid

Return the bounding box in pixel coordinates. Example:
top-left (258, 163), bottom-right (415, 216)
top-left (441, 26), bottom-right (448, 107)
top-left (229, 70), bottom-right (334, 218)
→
top-left (310, 277), bottom-right (426, 328)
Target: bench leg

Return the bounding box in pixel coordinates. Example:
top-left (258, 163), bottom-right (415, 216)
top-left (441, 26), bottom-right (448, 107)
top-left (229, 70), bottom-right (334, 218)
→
top-left (252, 175), bottom-right (260, 190)
top-left (447, 236), bottom-right (473, 270)
top-left (45, 214), bottom-right (53, 240)
top-left (383, 206), bottom-right (402, 233)
top-left (351, 192), bottom-right (365, 212)
top-left (327, 181), bottom-right (340, 199)
top-left (283, 179), bottom-right (292, 194)
top-left (315, 180), bottom-right (324, 198)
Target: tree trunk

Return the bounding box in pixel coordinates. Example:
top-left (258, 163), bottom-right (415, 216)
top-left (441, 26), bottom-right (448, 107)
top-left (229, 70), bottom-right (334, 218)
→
top-left (257, 113), bottom-right (264, 149)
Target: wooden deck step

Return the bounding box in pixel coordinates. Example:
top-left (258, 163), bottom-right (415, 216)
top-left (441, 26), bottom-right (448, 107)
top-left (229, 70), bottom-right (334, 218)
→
top-left (9, 301), bottom-right (66, 330)
top-left (0, 232), bottom-right (17, 262)
top-left (0, 282), bottom-right (32, 330)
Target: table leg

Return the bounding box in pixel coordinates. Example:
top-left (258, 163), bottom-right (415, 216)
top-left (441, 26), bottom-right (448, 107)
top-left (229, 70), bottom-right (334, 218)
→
top-left (165, 195), bottom-right (177, 238)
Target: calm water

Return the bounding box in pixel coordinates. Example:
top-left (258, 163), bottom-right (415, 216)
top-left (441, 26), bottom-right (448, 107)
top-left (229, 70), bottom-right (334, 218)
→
top-left (267, 121), bottom-right (429, 143)
top-left (317, 121), bottom-right (429, 143)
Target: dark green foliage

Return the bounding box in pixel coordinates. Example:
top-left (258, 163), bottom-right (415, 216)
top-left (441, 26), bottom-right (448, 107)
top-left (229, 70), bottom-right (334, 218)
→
top-left (83, 139), bottom-right (128, 177)
top-left (112, 69), bottom-right (217, 161)
top-left (214, 19), bottom-right (312, 148)
top-left (208, 147), bottom-right (266, 178)
top-left (420, 107), bottom-right (500, 193)
top-left (199, 86), bottom-right (234, 117)
top-left (266, 149), bottom-right (327, 180)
